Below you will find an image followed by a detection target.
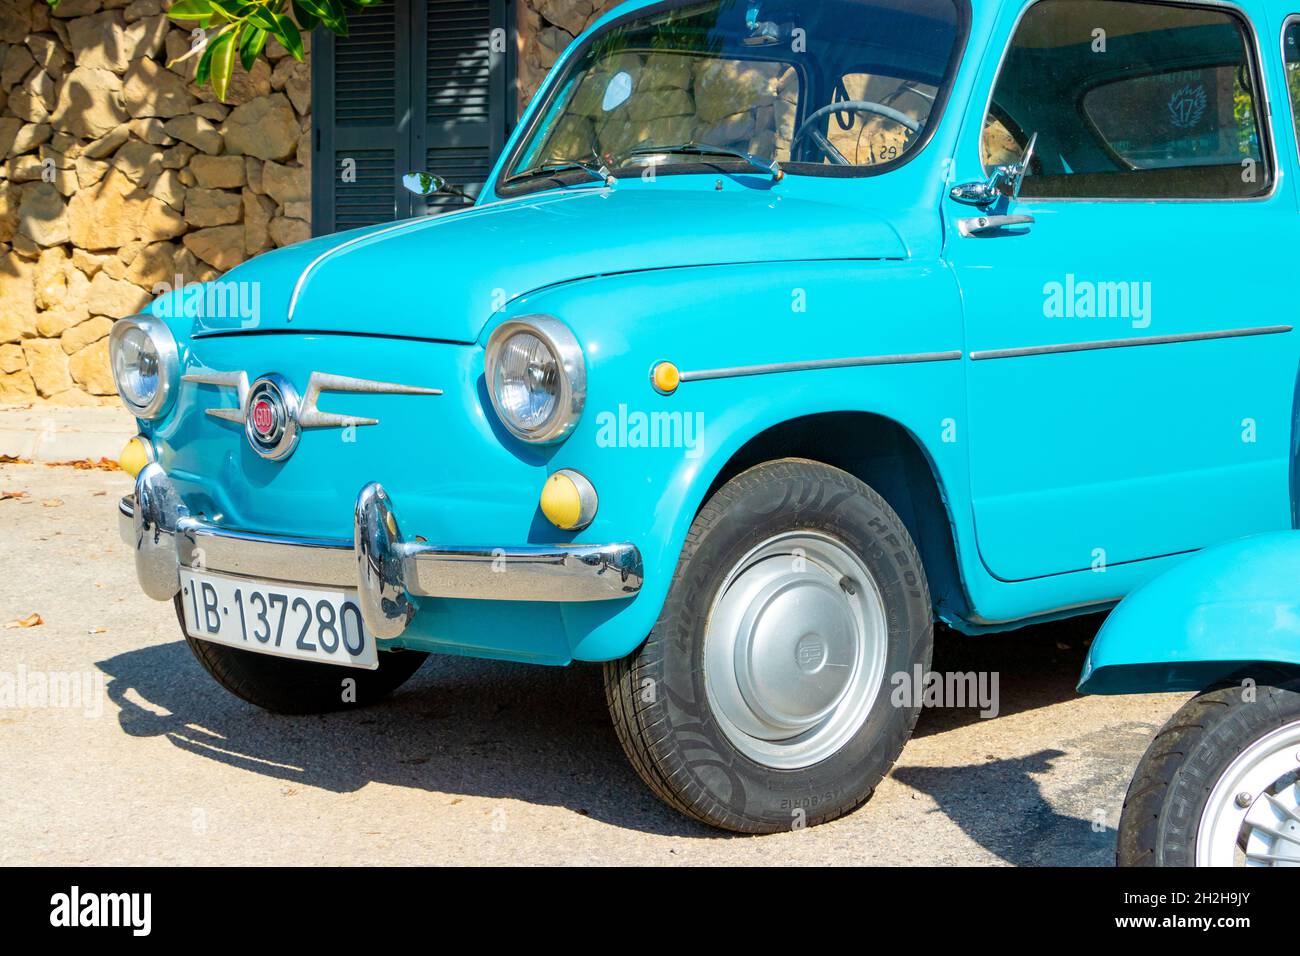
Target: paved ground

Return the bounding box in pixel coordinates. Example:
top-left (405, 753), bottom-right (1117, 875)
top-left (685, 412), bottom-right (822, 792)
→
top-left (0, 459), bottom-right (1186, 866)
top-left (0, 404), bottom-right (135, 463)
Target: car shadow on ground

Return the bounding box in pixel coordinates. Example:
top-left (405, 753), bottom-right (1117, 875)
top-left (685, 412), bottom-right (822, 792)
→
top-left (895, 614), bottom-right (1134, 866)
top-left (94, 611), bottom-right (1129, 849)
top-left (96, 640), bottom-right (719, 837)
top-left (916, 613), bottom-right (1108, 737)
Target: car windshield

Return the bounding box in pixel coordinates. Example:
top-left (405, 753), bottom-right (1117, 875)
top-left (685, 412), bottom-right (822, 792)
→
top-left (502, 0), bottom-right (965, 188)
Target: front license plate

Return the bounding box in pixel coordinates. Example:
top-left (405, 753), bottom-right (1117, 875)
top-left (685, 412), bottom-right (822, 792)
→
top-left (179, 569), bottom-right (379, 670)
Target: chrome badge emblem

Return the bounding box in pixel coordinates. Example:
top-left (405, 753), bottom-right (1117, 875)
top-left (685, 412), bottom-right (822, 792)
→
top-left (244, 374), bottom-right (300, 461)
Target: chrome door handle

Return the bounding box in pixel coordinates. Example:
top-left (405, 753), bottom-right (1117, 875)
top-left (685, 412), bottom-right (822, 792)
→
top-left (957, 214), bottom-right (1035, 237)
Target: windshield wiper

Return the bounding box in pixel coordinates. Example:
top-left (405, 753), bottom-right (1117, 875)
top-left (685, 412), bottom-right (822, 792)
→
top-left (504, 160), bottom-right (615, 188)
top-left (617, 141), bottom-right (784, 182)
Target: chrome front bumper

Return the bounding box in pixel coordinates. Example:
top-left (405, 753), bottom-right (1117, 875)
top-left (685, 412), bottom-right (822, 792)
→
top-left (119, 463), bottom-right (643, 640)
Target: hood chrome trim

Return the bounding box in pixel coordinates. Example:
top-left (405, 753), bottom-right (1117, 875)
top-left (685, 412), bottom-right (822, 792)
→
top-left (284, 194), bottom-right (567, 323)
top-left (286, 220), bottom-right (424, 323)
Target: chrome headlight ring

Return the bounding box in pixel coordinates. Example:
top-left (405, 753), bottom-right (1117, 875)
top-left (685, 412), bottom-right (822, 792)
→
top-left (109, 313), bottom-right (179, 420)
top-left (484, 316), bottom-right (587, 444)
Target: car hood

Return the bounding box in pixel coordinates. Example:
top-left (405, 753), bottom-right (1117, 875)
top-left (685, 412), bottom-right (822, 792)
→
top-left (181, 186), bottom-right (908, 344)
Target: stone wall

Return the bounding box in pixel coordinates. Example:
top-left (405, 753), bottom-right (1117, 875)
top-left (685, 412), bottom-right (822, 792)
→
top-left (0, 0), bottom-right (618, 405)
top-left (0, 0), bottom-right (311, 405)
top-left (516, 0), bottom-right (621, 112)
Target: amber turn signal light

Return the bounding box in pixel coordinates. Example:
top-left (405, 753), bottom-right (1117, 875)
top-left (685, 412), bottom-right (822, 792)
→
top-left (118, 437), bottom-right (152, 478)
top-left (651, 361), bottom-right (681, 395)
top-left (539, 469), bottom-right (598, 532)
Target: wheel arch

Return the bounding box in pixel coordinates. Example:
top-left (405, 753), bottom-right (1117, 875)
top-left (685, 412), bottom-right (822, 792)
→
top-left (699, 411), bottom-right (972, 625)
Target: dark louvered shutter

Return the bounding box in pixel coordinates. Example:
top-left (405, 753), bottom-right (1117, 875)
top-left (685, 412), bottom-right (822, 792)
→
top-left (312, 0), bottom-right (512, 234)
top-left (415, 0), bottom-right (509, 215)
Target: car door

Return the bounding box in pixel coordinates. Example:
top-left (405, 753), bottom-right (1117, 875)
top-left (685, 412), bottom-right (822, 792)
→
top-left (944, 0), bottom-right (1298, 583)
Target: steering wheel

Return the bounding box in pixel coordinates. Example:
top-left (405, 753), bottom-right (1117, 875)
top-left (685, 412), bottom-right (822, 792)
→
top-left (791, 101), bottom-right (922, 165)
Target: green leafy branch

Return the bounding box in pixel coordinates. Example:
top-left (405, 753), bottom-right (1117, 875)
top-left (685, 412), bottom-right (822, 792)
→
top-left (42, 0), bottom-right (381, 101)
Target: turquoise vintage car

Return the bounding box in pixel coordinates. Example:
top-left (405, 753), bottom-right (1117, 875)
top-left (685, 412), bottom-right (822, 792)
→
top-left (1080, 533), bottom-right (1300, 867)
top-left (113, 0), bottom-right (1300, 833)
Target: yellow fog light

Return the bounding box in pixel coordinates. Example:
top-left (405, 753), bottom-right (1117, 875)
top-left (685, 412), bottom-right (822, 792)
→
top-left (651, 361), bottom-right (680, 395)
top-left (540, 469), bottom-right (598, 532)
top-left (118, 436), bottom-right (153, 478)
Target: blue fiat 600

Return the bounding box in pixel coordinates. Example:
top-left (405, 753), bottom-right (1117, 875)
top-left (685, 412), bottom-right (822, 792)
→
top-left (113, 0), bottom-right (1300, 833)
top-left (1081, 533), bottom-right (1300, 868)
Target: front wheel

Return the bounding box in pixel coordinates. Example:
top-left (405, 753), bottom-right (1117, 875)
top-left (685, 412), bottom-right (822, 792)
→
top-left (605, 459), bottom-right (932, 834)
top-left (1118, 681), bottom-right (1300, 866)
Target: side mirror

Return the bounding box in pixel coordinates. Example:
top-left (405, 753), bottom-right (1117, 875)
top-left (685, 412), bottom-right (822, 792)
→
top-left (950, 132), bottom-right (1038, 207)
top-left (402, 171), bottom-right (473, 201)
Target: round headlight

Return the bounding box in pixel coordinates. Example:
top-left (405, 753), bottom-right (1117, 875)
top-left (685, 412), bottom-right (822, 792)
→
top-left (109, 314), bottom-right (178, 420)
top-left (485, 317), bottom-right (586, 443)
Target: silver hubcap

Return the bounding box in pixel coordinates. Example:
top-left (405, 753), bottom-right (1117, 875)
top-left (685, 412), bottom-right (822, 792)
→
top-left (1197, 718), bottom-right (1300, 866)
top-left (703, 531), bottom-right (888, 770)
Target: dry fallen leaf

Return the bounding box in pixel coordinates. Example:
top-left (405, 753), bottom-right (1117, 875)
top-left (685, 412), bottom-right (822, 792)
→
top-left (4, 613), bottom-right (43, 629)
top-left (46, 458), bottom-right (121, 472)
top-left (0, 454), bottom-right (31, 464)
top-left (1, 490), bottom-right (27, 501)
top-left (42, 498), bottom-right (63, 508)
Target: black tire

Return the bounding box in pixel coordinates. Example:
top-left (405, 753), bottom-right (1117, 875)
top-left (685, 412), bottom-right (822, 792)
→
top-left (175, 595), bottom-right (428, 715)
top-left (605, 458), bottom-right (932, 833)
top-left (1117, 680), bottom-right (1300, 866)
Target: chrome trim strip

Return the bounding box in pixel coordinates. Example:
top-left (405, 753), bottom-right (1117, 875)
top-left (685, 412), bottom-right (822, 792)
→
top-left (969, 325), bottom-right (1291, 362)
top-left (678, 350), bottom-right (963, 383)
top-left (183, 368), bottom-right (249, 423)
top-left (119, 467), bottom-right (642, 639)
top-left (183, 369), bottom-right (439, 428)
top-left (299, 373), bottom-right (442, 429)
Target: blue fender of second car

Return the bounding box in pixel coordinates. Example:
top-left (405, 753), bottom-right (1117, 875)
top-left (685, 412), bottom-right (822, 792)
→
top-left (1078, 532), bottom-right (1300, 695)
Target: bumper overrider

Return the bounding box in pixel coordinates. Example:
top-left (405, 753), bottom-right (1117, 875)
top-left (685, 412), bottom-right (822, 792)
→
top-left (119, 463), bottom-right (644, 641)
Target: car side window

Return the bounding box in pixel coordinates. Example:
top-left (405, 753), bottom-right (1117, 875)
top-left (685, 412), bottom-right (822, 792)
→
top-left (1284, 19), bottom-right (1300, 154)
top-left (980, 0), bottom-right (1271, 199)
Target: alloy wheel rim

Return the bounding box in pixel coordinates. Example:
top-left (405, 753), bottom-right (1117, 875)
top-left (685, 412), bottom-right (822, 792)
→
top-left (703, 531), bottom-right (888, 770)
top-left (1197, 718), bottom-right (1300, 866)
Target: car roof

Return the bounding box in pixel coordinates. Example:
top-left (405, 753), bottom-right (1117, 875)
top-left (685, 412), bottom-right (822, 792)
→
top-left (591, 0), bottom-right (1293, 32)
